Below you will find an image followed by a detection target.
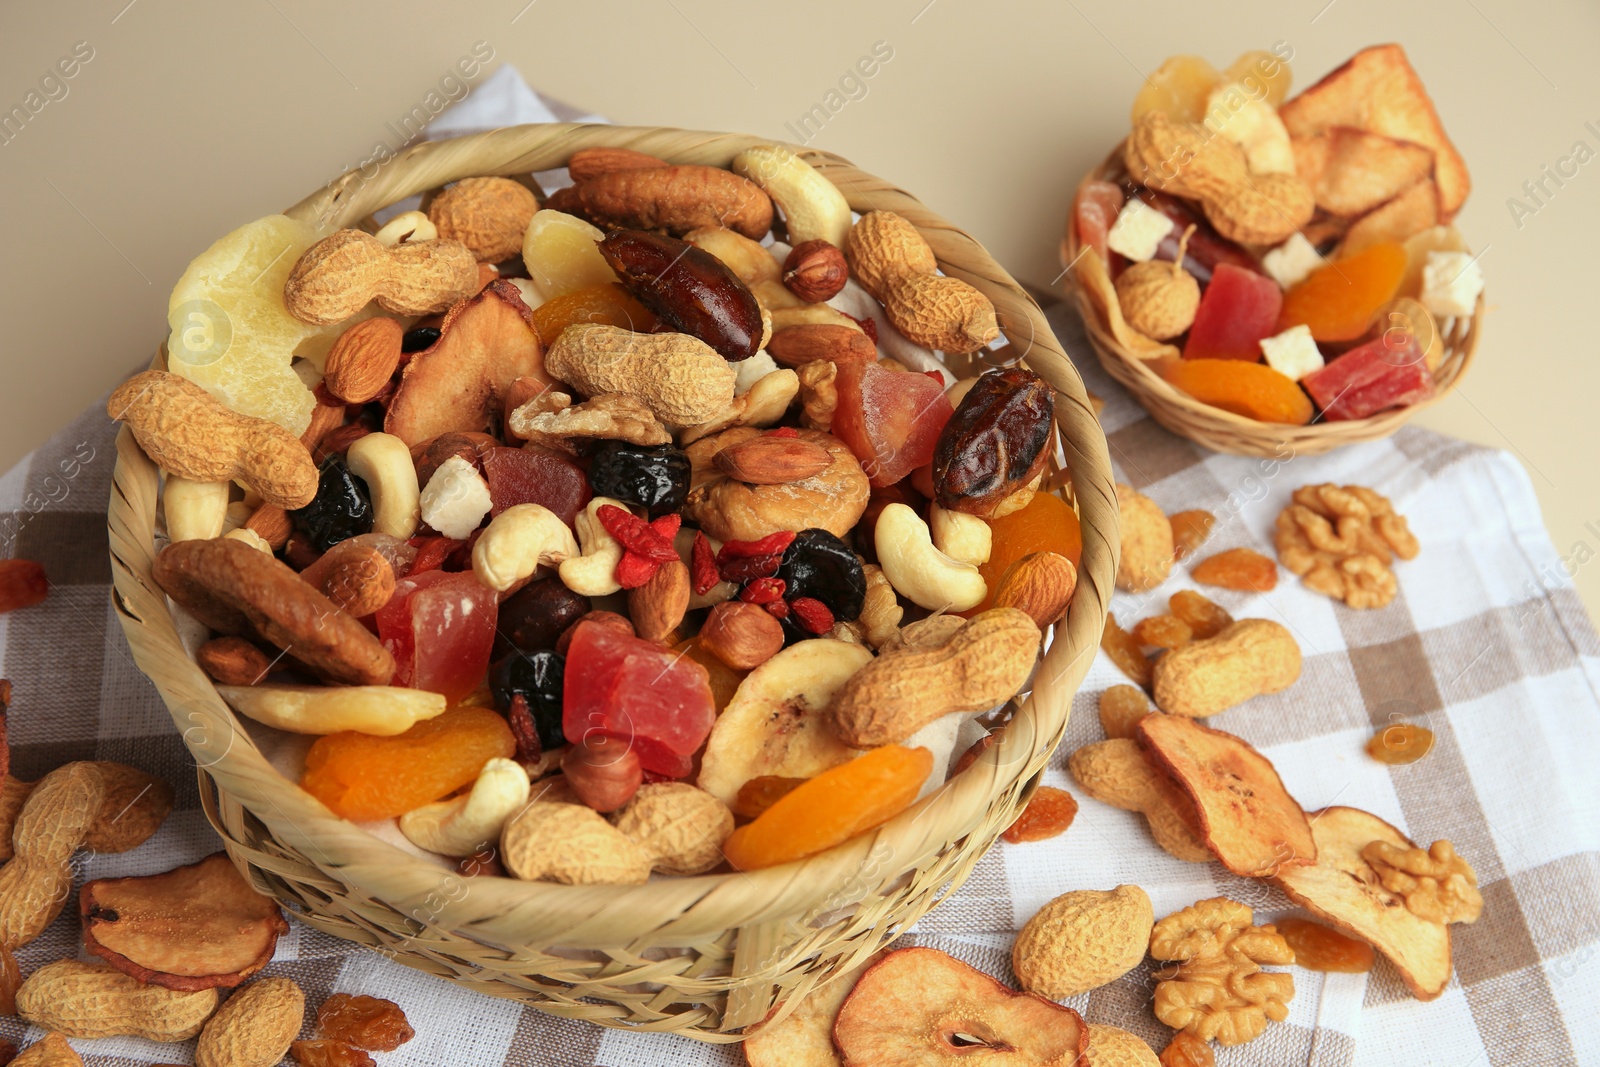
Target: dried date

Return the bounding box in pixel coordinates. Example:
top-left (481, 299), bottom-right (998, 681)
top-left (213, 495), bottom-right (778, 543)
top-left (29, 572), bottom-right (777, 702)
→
top-left (932, 367), bottom-right (1054, 517)
top-left (598, 229), bottom-right (763, 360)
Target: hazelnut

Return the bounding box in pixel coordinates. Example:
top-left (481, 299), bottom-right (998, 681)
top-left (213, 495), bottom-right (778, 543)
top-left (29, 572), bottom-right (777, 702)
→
top-left (783, 239), bottom-right (849, 303)
top-left (561, 734), bottom-right (643, 812)
top-left (698, 601), bottom-right (786, 670)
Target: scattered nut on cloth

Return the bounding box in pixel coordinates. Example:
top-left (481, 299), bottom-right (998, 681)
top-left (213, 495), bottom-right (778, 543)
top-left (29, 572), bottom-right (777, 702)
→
top-left (4, 69), bottom-right (1597, 1067)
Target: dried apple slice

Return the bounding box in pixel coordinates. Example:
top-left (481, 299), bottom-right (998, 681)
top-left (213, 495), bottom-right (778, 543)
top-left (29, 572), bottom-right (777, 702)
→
top-left (1138, 714), bottom-right (1315, 877)
top-left (833, 947), bottom-right (1088, 1066)
top-left (743, 950), bottom-right (887, 1067)
top-left (80, 852), bottom-right (289, 991)
top-left (1273, 806), bottom-right (1452, 1000)
top-left (1308, 127), bottom-right (1435, 217)
top-left (1339, 179), bottom-right (1439, 258)
top-left (384, 280), bottom-right (550, 446)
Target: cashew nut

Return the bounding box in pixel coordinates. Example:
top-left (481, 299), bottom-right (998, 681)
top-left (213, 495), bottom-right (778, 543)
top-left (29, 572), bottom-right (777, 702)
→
top-left (164, 477), bottom-right (230, 543)
top-left (686, 226), bottom-right (781, 286)
top-left (222, 528), bottom-right (273, 554)
top-left (215, 684), bottom-right (446, 736)
top-left (471, 503), bottom-right (580, 593)
top-left (373, 209), bottom-right (438, 246)
top-left (732, 144), bottom-right (853, 248)
top-left (400, 757), bottom-right (530, 857)
top-left (345, 431), bottom-right (421, 539)
top-left (930, 503), bottom-right (992, 567)
top-left (875, 502), bottom-right (987, 611)
top-left (558, 496), bottom-right (628, 597)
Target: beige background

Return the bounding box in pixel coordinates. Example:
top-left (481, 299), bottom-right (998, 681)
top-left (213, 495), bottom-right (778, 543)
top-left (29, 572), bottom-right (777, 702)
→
top-left (2, 0), bottom-right (1596, 617)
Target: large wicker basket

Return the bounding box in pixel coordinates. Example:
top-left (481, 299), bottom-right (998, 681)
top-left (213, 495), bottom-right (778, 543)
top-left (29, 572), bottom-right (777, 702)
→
top-left (1063, 146), bottom-right (1483, 458)
top-left (106, 124), bottom-right (1116, 1041)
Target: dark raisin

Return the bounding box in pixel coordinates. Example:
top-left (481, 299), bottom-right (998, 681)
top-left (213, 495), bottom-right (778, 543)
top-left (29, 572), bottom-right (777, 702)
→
top-left (401, 326), bottom-right (440, 353)
top-left (290, 455), bottom-right (374, 552)
top-left (491, 577), bottom-right (590, 660)
top-left (932, 367), bottom-right (1054, 516)
top-left (587, 441), bottom-right (690, 518)
top-left (774, 529), bottom-right (865, 641)
top-left (491, 650), bottom-right (565, 750)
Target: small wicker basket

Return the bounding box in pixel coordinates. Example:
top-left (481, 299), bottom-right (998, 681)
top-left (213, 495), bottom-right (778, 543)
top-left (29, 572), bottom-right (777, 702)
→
top-left (106, 124), bottom-right (1117, 1041)
top-left (1063, 146), bottom-right (1483, 458)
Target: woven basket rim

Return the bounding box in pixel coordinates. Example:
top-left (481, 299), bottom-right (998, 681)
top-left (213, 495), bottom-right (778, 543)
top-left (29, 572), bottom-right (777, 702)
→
top-left (1062, 143), bottom-right (1483, 456)
top-left (107, 124), bottom-right (1119, 959)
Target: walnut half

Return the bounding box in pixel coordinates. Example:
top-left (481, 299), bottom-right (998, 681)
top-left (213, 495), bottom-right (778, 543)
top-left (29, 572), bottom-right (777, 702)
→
top-left (1274, 483), bottom-right (1418, 609)
top-left (1149, 897), bottom-right (1295, 1048)
top-left (1362, 839), bottom-right (1483, 925)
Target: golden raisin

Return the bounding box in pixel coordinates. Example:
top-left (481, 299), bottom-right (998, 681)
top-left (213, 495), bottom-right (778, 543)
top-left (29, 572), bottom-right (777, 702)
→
top-left (732, 775), bottom-right (807, 821)
top-left (1169, 510), bottom-right (1216, 560)
top-left (1168, 589), bottom-right (1233, 639)
top-left (1001, 786), bottom-right (1079, 843)
top-left (1101, 613), bottom-right (1153, 688)
top-left (1366, 722), bottom-right (1435, 765)
top-left (1133, 613), bottom-right (1194, 650)
top-left (1160, 1030), bottom-right (1216, 1067)
top-left (1276, 917), bottom-right (1376, 973)
top-left (529, 283), bottom-right (656, 343)
top-left (1099, 685), bottom-right (1152, 740)
top-left (317, 993), bottom-right (414, 1052)
top-left (291, 1041), bottom-right (376, 1067)
top-left (1191, 547), bottom-right (1278, 592)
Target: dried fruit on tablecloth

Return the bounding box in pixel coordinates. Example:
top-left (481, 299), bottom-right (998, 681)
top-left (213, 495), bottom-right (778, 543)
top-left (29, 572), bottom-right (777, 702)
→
top-left (1133, 614), bottom-right (1192, 650)
top-left (1274, 483), bottom-right (1419, 608)
top-left (291, 1041), bottom-right (376, 1067)
top-left (1278, 242), bottom-right (1406, 343)
top-left (316, 994), bottom-right (414, 1051)
top-left (1191, 547), bottom-right (1278, 592)
top-left (1068, 738), bottom-right (1210, 863)
top-left (300, 705), bottom-right (515, 821)
top-left (1168, 589), bottom-right (1233, 639)
top-left (1149, 897), bottom-right (1294, 1047)
top-left (1167, 510), bottom-right (1215, 560)
top-left (1099, 685), bottom-right (1153, 740)
top-left (1362, 839), bottom-right (1482, 925)
top-left (1182, 263), bottom-right (1282, 362)
top-left (1101, 613), bottom-right (1153, 688)
top-left (0, 562), bottom-right (48, 615)
top-left (741, 950), bottom-right (887, 1067)
top-left (1275, 917), bottom-right (1375, 973)
top-left (972, 491), bottom-right (1082, 615)
top-left (1367, 721), bottom-right (1434, 765)
top-left (1163, 359), bottom-right (1312, 425)
top-left (721, 745), bottom-right (932, 870)
top-left (1272, 806), bottom-right (1454, 1000)
top-left (80, 852), bottom-right (289, 990)
top-left (1002, 785), bottom-right (1079, 843)
top-left (833, 947), bottom-right (1088, 1066)
top-left (1159, 1030), bottom-right (1215, 1067)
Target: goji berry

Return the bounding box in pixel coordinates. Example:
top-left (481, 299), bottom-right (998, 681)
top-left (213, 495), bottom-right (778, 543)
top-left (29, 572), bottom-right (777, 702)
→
top-left (596, 504), bottom-right (678, 563)
top-left (614, 551), bottom-right (660, 590)
top-left (718, 531), bottom-right (797, 559)
top-left (739, 578), bottom-right (787, 606)
top-left (690, 530), bottom-right (720, 596)
top-left (790, 596), bottom-right (834, 634)
top-left (840, 310), bottom-right (878, 343)
top-left (406, 536), bottom-right (463, 576)
top-left (718, 553), bottom-right (784, 583)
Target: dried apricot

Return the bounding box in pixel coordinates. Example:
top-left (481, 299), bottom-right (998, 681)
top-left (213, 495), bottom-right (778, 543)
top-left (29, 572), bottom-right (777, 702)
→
top-left (971, 492), bottom-right (1082, 615)
top-left (300, 705), bottom-right (516, 821)
top-left (1002, 785), bottom-right (1078, 843)
top-left (1366, 722), bottom-right (1434, 765)
top-left (1163, 359), bottom-right (1313, 425)
top-left (317, 993), bottom-right (414, 1051)
top-left (1192, 547), bottom-right (1278, 592)
top-left (1276, 917), bottom-right (1376, 973)
top-left (530, 283), bottom-right (655, 343)
top-left (722, 746), bottom-right (933, 870)
top-left (1101, 613), bottom-right (1152, 688)
top-left (1278, 242), bottom-right (1407, 343)
top-left (732, 775), bottom-right (807, 821)
top-left (1099, 685), bottom-right (1152, 740)
top-left (1168, 510), bottom-right (1216, 560)
top-left (1133, 614), bottom-right (1194, 649)
top-left (1160, 1029), bottom-right (1216, 1067)
top-left (291, 1041), bottom-right (375, 1067)
top-left (1168, 589), bottom-right (1233, 639)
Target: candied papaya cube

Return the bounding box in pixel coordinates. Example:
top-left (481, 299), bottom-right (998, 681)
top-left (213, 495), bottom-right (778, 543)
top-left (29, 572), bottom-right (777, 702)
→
top-left (1301, 333), bottom-right (1434, 421)
top-left (301, 705), bottom-right (515, 821)
top-left (376, 570), bottom-right (498, 706)
top-left (1183, 263), bottom-right (1281, 362)
top-left (1278, 242), bottom-right (1406, 343)
top-left (1164, 359), bottom-right (1313, 425)
top-left (481, 445), bottom-right (590, 526)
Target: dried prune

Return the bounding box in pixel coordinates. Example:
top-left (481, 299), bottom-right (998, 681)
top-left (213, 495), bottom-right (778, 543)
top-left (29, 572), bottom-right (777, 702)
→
top-left (587, 440), bottom-right (690, 517)
top-left (932, 367), bottom-right (1054, 516)
top-left (291, 454), bottom-right (374, 552)
top-left (775, 528), bottom-right (865, 642)
top-left (491, 576), bottom-right (590, 660)
top-left (491, 650), bottom-right (565, 751)
top-left (401, 326), bottom-right (440, 353)
top-left (598, 229), bottom-right (763, 360)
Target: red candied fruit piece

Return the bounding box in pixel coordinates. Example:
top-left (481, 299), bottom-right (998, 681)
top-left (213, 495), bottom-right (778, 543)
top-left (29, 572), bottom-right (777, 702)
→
top-left (1301, 332), bottom-right (1434, 421)
top-left (562, 620), bottom-right (715, 778)
top-left (405, 536), bottom-right (464, 576)
top-left (376, 569), bottom-right (498, 704)
top-left (1183, 262), bottom-right (1282, 362)
top-left (1074, 180), bottom-right (1123, 263)
top-left (831, 359), bottom-right (953, 488)
top-left (481, 444), bottom-right (590, 527)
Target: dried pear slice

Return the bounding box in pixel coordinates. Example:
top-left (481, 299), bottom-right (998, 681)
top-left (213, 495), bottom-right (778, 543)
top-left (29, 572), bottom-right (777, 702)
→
top-left (743, 950), bottom-right (888, 1066)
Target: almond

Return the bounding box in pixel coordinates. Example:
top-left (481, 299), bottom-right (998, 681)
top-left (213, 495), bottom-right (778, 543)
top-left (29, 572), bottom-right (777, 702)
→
top-left (712, 436), bottom-right (832, 486)
top-left (567, 146), bottom-right (669, 182)
top-left (627, 560), bottom-right (690, 643)
top-left (992, 551), bottom-right (1077, 628)
top-left (196, 637), bottom-right (272, 686)
top-left (766, 324), bottom-right (877, 368)
top-left (323, 317), bottom-right (405, 403)
top-left (782, 240), bottom-right (849, 303)
top-left (698, 601), bottom-right (785, 670)
top-left (242, 504), bottom-right (292, 550)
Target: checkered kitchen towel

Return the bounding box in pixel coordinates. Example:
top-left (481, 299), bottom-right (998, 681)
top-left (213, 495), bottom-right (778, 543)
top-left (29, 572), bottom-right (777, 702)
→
top-left (2, 66), bottom-right (1598, 1067)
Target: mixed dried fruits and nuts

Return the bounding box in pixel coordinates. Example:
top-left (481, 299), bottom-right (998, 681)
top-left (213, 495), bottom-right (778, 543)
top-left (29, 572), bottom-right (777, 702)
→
top-left (1073, 44), bottom-right (1484, 425)
top-left (109, 143), bottom-right (1086, 885)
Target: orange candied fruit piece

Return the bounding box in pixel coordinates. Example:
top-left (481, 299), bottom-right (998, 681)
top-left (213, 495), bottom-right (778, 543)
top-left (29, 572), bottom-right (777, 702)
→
top-left (300, 705), bottom-right (515, 821)
top-left (1164, 359), bottom-right (1313, 425)
top-left (721, 746), bottom-right (933, 870)
top-left (1191, 547), bottom-right (1278, 592)
top-left (1279, 242), bottom-right (1407, 343)
top-left (1100, 613), bottom-right (1152, 688)
top-left (1168, 589), bottom-right (1233, 639)
top-left (1366, 722), bottom-right (1435, 765)
top-left (1276, 916), bottom-right (1376, 973)
top-left (971, 492), bottom-right (1082, 615)
top-left (731, 775), bottom-right (807, 821)
top-left (1133, 614), bottom-right (1194, 650)
top-left (1160, 1029), bottom-right (1216, 1067)
top-left (529, 283), bottom-right (656, 344)
top-left (1099, 685), bottom-right (1152, 740)
top-left (673, 637), bottom-right (745, 714)
top-left (1168, 510), bottom-right (1216, 560)
top-left (317, 993), bottom-right (414, 1052)
top-left (1002, 785), bottom-right (1078, 843)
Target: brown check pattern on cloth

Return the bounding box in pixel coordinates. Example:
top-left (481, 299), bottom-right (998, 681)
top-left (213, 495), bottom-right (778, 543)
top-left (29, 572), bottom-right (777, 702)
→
top-left (3, 78), bottom-right (1599, 1067)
